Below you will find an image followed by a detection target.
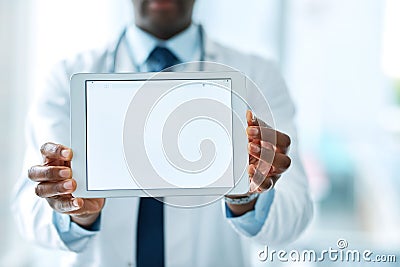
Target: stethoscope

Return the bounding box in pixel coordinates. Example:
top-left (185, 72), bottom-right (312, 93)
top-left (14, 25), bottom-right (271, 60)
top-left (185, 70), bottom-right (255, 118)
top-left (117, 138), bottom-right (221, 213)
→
top-left (110, 24), bottom-right (206, 73)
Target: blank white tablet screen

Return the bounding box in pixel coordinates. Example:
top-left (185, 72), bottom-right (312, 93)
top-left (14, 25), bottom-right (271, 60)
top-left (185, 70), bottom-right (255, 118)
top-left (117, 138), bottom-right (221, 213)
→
top-left (85, 79), bottom-right (234, 191)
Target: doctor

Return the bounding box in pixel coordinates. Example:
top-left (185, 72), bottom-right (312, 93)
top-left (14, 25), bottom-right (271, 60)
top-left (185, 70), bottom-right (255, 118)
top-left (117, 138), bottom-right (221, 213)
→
top-left (12, 0), bottom-right (313, 266)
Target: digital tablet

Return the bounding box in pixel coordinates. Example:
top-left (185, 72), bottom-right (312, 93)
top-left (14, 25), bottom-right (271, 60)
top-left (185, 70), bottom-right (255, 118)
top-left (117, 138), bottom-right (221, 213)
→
top-left (70, 71), bottom-right (249, 198)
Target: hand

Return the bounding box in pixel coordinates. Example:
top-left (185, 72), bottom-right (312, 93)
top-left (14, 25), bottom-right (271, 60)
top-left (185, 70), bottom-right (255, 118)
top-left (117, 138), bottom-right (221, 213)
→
top-left (224, 111), bottom-right (292, 216)
top-left (28, 142), bottom-right (105, 229)
top-left (246, 110), bottom-right (291, 193)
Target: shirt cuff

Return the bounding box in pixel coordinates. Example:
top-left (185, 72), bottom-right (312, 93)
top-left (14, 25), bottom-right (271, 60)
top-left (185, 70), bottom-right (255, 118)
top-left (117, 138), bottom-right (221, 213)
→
top-left (53, 211), bottom-right (101, 252)
top-left (225, 189), bottom-right (275, 236)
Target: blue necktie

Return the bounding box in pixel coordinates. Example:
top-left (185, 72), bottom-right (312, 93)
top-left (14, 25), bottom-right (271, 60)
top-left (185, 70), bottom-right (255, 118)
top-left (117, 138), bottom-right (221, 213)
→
top-left (146, 46), bottom-right (180, 72)
top-left (136, 46), bottom-right (179, 267)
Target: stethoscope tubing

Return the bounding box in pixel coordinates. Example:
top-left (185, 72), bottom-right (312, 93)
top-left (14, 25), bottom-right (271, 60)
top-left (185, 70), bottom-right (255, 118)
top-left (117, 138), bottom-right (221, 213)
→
top-left (111, 24), bottom-right (206, 73)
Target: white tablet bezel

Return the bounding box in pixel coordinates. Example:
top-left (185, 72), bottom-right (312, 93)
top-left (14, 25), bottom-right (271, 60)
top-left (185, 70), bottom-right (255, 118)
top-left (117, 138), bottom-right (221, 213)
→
top-left (71, 72), bottom-right (249, 198)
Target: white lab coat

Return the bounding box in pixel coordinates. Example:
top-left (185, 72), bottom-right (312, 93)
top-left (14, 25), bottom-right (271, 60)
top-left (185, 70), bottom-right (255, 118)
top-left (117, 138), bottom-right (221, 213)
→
top-left (12, 32), bottom-right (313, 267)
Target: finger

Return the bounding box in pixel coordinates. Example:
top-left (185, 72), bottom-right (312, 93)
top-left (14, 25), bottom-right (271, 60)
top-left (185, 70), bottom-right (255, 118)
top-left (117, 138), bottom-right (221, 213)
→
top-left (250, 168), bottom-right (267, 189)
top-left (28, 165), bottom-right (72, 182)
top-left (40, 142), bottom-right (73, 161)
top-left (249, 143), bottom-right (291, 174)
top-left (271, 153), bottom-right (291, 174)
top-left (47, 195), bottom-right (81, 213)
top-left (35, 179), bottom-right (76, 198)
top-left (250, 171), bottom-right (280, 193)
top-left (247, 127), bottom-right (291, 153)
top-left (67, 198), bottom-right (104, 216)
top-left (249, 169), bottom-right (267, 192)
top-left (246, 110), bottom-right (269, 127)
top-left (256, 175), bottom-right (281, 192)
top-left (249, 141), bottom-right (290, 170)
top-left (248, 164), bottom-right (256, 177)
top-left (249, 155), bottom-right (258, 165)
top-left (246, 110), bottom-right (258, 143)
top-left (248, 142), bottom-right (275, 164)
top-left (248, 139), bottom-right (261, 163)
top-left (255, 159), bottom-right (273, 175)
top-left (250, 177), bottom-right (272, 192)
top-left (247, 126), bottom-right (290, 150)
top-left (250, 161), bottom-right (272, 191)
top-left (246, 110), bottom-right (256, 126)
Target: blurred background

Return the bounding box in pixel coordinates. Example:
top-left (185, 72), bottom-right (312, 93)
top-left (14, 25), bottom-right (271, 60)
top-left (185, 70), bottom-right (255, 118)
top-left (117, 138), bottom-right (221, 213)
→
top-left (0, 0), bottom-right (399, 266)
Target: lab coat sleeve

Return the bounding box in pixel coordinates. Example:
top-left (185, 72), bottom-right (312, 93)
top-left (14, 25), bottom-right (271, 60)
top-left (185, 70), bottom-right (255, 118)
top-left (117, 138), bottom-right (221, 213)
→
top-left (53, 212), bottom-right (100, 252)
top-left (223, 57), bottom-right (314, 246)
top-left (11, 60), bottom-right (99, 251)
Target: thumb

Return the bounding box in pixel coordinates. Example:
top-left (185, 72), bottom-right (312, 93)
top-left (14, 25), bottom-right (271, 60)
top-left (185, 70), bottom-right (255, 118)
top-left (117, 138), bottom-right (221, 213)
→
top-left (246, 110), bottom-right (256, 126)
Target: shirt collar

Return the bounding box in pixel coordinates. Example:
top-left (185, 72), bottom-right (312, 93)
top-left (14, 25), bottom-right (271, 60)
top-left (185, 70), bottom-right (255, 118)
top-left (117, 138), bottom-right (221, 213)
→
top-left (125, 23), bottom-right (201, 68)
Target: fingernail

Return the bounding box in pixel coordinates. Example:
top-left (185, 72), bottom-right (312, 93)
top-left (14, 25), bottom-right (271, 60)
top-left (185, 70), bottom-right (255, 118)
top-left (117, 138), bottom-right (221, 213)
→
top-left (61, 149), bottom-right (71, 159)
top-left (250, 143), bottom-right (260, 153)
top-left (59, 169), bottom-right (71, 178)
top-left (246, 110), bottom-right (253, 122)
top-left (63, 180), bottom-right (73, 190)
top-left (247, 127), bottom-right (259, 136)
top-left (72, 199), bottom-right (80, 207)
